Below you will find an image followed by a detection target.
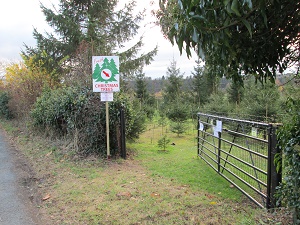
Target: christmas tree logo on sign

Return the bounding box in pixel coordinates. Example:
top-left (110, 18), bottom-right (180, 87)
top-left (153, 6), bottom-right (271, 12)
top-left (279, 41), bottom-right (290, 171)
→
top-left (92, 58), bottom-right (119, 83)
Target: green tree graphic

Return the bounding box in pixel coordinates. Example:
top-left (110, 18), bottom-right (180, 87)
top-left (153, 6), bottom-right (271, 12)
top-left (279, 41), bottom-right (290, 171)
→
top-left (92, 57), bottom-right (118, 83)
top-left (92, 63), bottom-right (101, 80)
top-left (109, 59), bottom-right (119, 75)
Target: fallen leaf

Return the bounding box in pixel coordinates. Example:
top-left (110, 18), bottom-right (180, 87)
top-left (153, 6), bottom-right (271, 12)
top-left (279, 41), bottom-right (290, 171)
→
top-left (42, 194), bottom-right (51, 201)
top-left (150, 193), bottom-right (160, 198)
top-left (116, 192), bottom-right (132, 198)
top-left (210, 201), bottom-right (217, 205)
top-left (45, 151), bottom-right (52, 157)
top-left (205, 193), bottom-right (215, 199)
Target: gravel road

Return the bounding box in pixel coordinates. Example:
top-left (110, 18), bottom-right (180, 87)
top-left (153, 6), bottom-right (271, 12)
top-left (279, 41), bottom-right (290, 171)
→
top-left (0, 131), bottom-right (42, 225)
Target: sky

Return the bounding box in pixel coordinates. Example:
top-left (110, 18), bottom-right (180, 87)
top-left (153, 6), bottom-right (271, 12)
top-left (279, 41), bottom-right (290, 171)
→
top-left (0, 0), bottom-right (198, 79)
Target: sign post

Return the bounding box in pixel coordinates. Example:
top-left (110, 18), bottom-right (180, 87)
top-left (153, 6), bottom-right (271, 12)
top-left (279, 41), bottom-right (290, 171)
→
top-left (92, 56), bottom-right (120, 159)
top-left (105, 101), bottom-right (110, 157)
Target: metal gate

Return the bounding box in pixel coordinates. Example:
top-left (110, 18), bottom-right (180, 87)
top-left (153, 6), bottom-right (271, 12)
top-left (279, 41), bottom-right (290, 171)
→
top-left (197, 113), bottom-right (281, 208)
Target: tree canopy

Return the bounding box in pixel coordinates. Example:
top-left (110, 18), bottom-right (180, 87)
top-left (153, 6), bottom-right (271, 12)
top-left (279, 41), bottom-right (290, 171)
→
top-left (157, 0), bottom-right (299, 83)
top-left (24, 0), bottom-right (157, 78)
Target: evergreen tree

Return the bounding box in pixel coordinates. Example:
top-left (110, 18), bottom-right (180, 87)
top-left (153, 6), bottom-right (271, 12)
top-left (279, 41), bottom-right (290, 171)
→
top-left (227, 81), bottom-right (244, 105)
top-left (240, 79), bottom-right (282, 122)
top-left (203, 91), bottom-right (231, 116)
top-left (162, 59), bottom-right (190, 136)
top-left (163, 59), bottom-right (184, 104)
top-left (203, 66), bottom-right (219, 96)
top-left (157, 135), bottom-right (170, 151)
top-left (167, 103), bottom-right (190, 136)
top-left (24, 0), bottom-right (157, 79)
top-left (190, 59), bottom-right (206, 106)
top-left (135, 71), bottom-right (155, 119)
top-left (190, 62), bottom-right (219, 105)
top-left (135, 72), bottom-right (149, 103)
top-left (23, 0), bottom-right (158, 159)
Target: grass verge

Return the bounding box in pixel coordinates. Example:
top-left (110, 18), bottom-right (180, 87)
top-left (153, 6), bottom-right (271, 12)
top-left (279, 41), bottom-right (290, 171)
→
top-left (0, 119), bottom-right (293, 224)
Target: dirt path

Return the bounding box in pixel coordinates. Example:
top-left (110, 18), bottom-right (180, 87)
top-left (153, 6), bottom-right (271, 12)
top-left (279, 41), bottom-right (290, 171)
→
top-left (0, 130), bottom-right (44, 225)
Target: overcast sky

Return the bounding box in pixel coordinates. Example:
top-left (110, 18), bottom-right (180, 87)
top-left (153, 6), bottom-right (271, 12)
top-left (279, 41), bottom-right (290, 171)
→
top-left (0, 0), bottom-right (198, 78)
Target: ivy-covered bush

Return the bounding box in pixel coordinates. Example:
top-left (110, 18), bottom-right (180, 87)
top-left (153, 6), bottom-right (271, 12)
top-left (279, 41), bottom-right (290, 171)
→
top-left (0, 91), bottom-right (12, 119)
top-left (276, 98), bottom-right (300, 224)
top-left (31, 86), bottom-right (146, 156)
top-left (31, 87), bottom-right (81, 132)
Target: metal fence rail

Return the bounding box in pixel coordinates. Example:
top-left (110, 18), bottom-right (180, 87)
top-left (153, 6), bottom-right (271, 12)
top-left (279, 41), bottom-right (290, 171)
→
top-left (197, 113), bottom-right (281, 208)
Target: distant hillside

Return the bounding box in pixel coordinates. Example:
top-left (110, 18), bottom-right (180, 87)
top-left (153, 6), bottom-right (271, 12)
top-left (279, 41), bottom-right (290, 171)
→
top-left (128, 73), bottom-right (296, 95)
top-left (128, 76), bottom-right (231, 94)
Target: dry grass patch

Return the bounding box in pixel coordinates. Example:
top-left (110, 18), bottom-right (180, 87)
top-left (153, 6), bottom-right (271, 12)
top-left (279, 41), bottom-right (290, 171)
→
top-left (36, 159), bottom-right (258, 225)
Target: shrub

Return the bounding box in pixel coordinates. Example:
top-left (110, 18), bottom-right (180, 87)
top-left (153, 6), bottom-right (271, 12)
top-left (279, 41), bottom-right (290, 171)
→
top-left (0, 91), bottom-right (12, 119)
top-left (31, 86), bottom-right (146, 156)
top-left (4, 55), bottom-right (61, 118)
top-left (276, 98), bottom-right (300, 224)
top-left (31, 86), bottom-right (87, 133)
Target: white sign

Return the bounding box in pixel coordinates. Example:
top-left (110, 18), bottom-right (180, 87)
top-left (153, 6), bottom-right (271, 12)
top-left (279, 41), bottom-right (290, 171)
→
top-left (251, 127), bottom-right (258, 137)
top-left (216, 120), bottom-right (222, 132)
top-left (92, 56), bottom-right (120, 92)
top-left (213, 120), bottom-right (222, 137)
top-left (101, 92), bottom-right (114, 102)
top-left (199, 122), bottom-right (204, 131)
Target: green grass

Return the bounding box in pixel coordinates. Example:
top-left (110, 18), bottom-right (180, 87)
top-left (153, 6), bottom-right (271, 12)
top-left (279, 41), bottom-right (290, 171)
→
top-left (129, 121), bottom-right (243, 201)
top-left (1, 117), bottom-right (292, 224)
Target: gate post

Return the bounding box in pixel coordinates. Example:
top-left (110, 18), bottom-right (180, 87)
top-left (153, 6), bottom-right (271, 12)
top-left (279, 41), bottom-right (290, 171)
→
top-left (266, 125), bottom-right (282, 208)
top-left (217, 131), bottom-right (221, 173)
top-left (197, 113), bottom-right (200, 156)
top-left (120, 107), bottom-right (126, 159)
